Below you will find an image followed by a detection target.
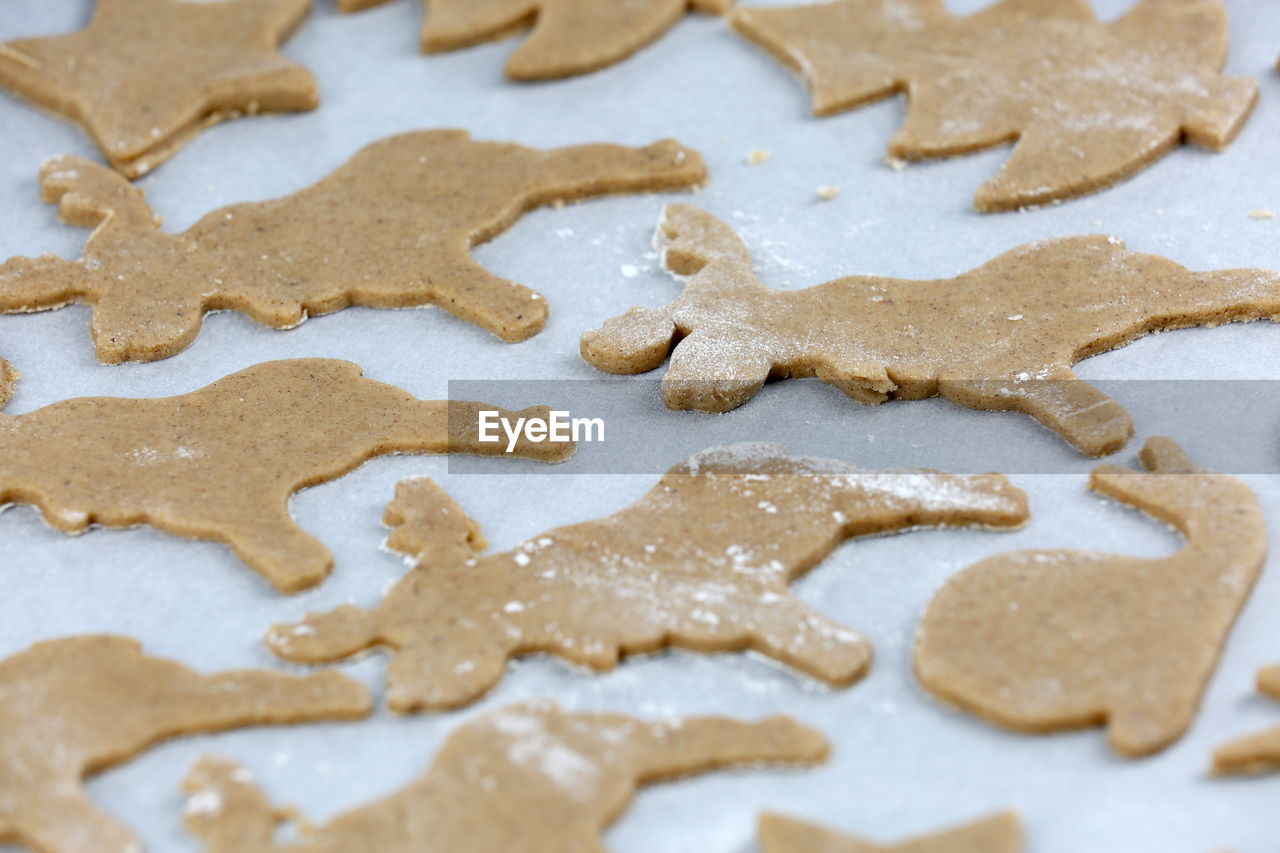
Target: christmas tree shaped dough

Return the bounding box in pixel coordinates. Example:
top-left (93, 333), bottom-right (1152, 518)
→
top-left (268, 442), bottom-right (1027, 712)
top-left (0, 131), bottom-right (705, 362)
top-left (0, 0), bottom-right (317, 178)
top-left (0, 635), bottom-right (370, 853)
top-left (581, 205), bottom-right (1280, 457)
top-left (759, 811), bottom-right (1022, 853)
top-left (1212, 666), bottom-right (1280, 775)
top-left (732, 0), bottom-right (1257, 210)
top-left (0, 359), bottom-right (571, 593)
top-left (182, 700), bottom-right (827, 852)
top-left (915, 438), bottom-right (1265, 757)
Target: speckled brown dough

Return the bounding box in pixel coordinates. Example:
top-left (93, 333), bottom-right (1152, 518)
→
top-left (267, 442), bottom-right (1027, 712)
top-left (0, 359), bottom-right (572, 593)
top-left (337, 0), bottom-right (733, 79)
top-left (0, 131), bottom-right (705, 363)
top-left (1212, 666), bottom-right (1280, 775)
top-left (182, 700), bottom-right (828, 852)
top-left (0, 635), bottom-right (370, 853)
top-left (0, 360), bottom-right (16, 410)
top-left (915, 438), bottom-right (1265, 758)
top-left (0, 0), bottom-right (316, 179)
top-left (581, 205), bottom-right (1280, 457)
top-left (759, 811), bottom-right (1022, 853)
top-left (731, 0), bottom-right (1257, 210)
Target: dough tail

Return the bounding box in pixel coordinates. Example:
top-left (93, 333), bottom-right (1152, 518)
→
top-left (633, 715), bottom-right (829, 780)
top-left (528, 141), bottom-right (706, 200)
top-left (182, 757), bottom-right (284, 853)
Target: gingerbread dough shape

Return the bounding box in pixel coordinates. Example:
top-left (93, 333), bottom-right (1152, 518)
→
top-left (0, 0), bottom-right (317, 179)
top-left (759, 811), bottom-right (1022, 853)
top-left (182, 700), bottom-right (827, 852)
top-left (732, 0), bottom-right (1257, 210)
top-left (0, 359), bottom-right (571, 594)
top-left (337, 0), bottom-right (733, 79)
top-left (581, 205), bottom-right (1280, 457)
top-left (1212, 665), bottom-right (1280, 775)
top-left (0, 131), bottom-right (705, 363)
top-left (0, 635), bottom-right (370, 853)
top-left (0, 359), bottom-right (16, 410)
top-left (268, 442), bottom-right (1027, 712)
top-left (915, 438), bottom-right (1265, 757)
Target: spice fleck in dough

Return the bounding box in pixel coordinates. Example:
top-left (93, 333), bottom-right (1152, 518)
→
top-left (915, 438), bottom-right (1265, 758)
top-left (759, 811), bottom-right (1022, 853)
top-left (268, 443), bottom-right (1027, 712)
top-left (0, 635), bottom-right (371, 853)
top-left (0, 359), bottom-right (572, 593)
top-left (581, 205), bottom-right (1280, 457)
top-left (0, 131), bottom-right (705, 363)
top-left (182, 700), bottom-right (827, 852)
top-left (338, 0), bottom-right (734, 79)
top-left (732, 0), bottom-right (1257, 210)
top-left (0, 0), bottom-right (317, 179)
top-left (1212, 666), bottom-right (1280, 776)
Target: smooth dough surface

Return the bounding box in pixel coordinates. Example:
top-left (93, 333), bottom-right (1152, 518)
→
top-left (581, 204), bottom-right (1280, 457)
top-left (0, 0), bottom-right (317, 178)
top-left (1212, 665), bottom-right (1280, 775)
top-left (915, 438), bottom-right (1265, 757)
top-left (758, 811), bottom-right (1022, 853)
top-left (0, 131), bottom-right (705, 362)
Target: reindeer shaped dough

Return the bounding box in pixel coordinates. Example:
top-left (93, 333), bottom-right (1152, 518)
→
top-left (182, 701), bottom-right (827, 852)
top-left (581, 205), bottom-right (1280, 457)
top-left (915, 438), bottom-right (1265, 757)
top-left (0, 635), bottom-right (370, 853)
top-left (0, 131), bottom-right (704, 362)
top-left (268, 443), bottom-right (1027, 712)
top-left (0, 359), bottom-right (570, 593)
top-left (1213, 665), bottom-right (1280, 775)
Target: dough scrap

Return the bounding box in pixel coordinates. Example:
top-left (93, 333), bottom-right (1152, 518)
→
top-left (0, 358), bottom-right (571, 593)
top-left (0, 635), bottom-right (371, 853)
top-left (915, 438), bottom-right (1265, 757)
top-left (0, 0), bottom-right (317, 179)
top-left (0, 131), bottom-right (705, 363)
top-left (581, 204), bottom-right (1280, 457)
top-left (731, 0), bottom-right (1257, 210)
top-left (268, 442), bottom-right (1027, 712)
top-left (759, 810), bottom-right (1022, 853)
top-left (1212, 665), bottom-right (1280, 776)
top-left (0, 359), bottom-right (16, 410)
top-left (337, 0), bottom-right (734, 79)
top-left (182, 700), bottom-right (827, 852)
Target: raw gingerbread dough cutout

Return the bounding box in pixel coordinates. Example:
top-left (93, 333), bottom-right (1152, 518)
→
top-left (0, 359), bottom-right (16, 410)
top-left (581, 205), bottom-right (1280, 457)
top-left (759, 811), bottom-right (1022, 853)
top-left (0, 131), bottom-right (705, 362)
top-left (337, 0), bottom-right (733, 79)
top-left (268, 442), bottom-right (1027, 712)
top-left (731, 0), bottom-right (1257, 210)
top-left (182, 700), bottom-right (827, 852)
top-left (0, 358), bottom-right (571, 594)
top-left (1212, 665), bottom-right (1280, 775)
top-left (915, 438), bottom-right (1265, 757)
top-left (0, 635), bottom-right (370, 853)
top-left (0, 0), bottom-right (317, 178)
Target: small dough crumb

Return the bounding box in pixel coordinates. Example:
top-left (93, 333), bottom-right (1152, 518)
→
top-left (816, 185), bottom-right (840, 201)
top-left (1249, 209), bottom-right (1275, 220)
top-left (747, 149), bottom-right (773, 165)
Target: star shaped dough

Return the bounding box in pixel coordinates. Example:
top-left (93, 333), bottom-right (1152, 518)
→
top-left (0, 0), bottom-right (318, 177)
top-left (732, 0), bottom-right (1258, 210)
top-left (759, 811), bottom-right (1023, 853)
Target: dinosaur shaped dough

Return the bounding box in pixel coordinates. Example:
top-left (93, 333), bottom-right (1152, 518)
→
top-left (0, 359), bottom-right (571, 593)
top-left (337, 0), bottom-right (733, 79)
top-left (182, 700), bottom-right (827, 852)
top-left (1212, 665), bottom-right (1280, 775)
top-left (915, 438), bottom-right (1265, 758)
top-left (581, 205), bottom-right (1280, 457)
top-left (0, 0), bottom-right (316, 178)
top-left (0, 359), bottom-right (15, 409)
top-left (759, 811), bottom-right (1022, 853)
top-left (0, 131), bottom-right (705, 363)
top-left (732, 0), bottom-right (1257, 210)
top-left (0, 635), bottom-right (370, 853)
top-left (268, 442), bottom-right (1027, 712)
